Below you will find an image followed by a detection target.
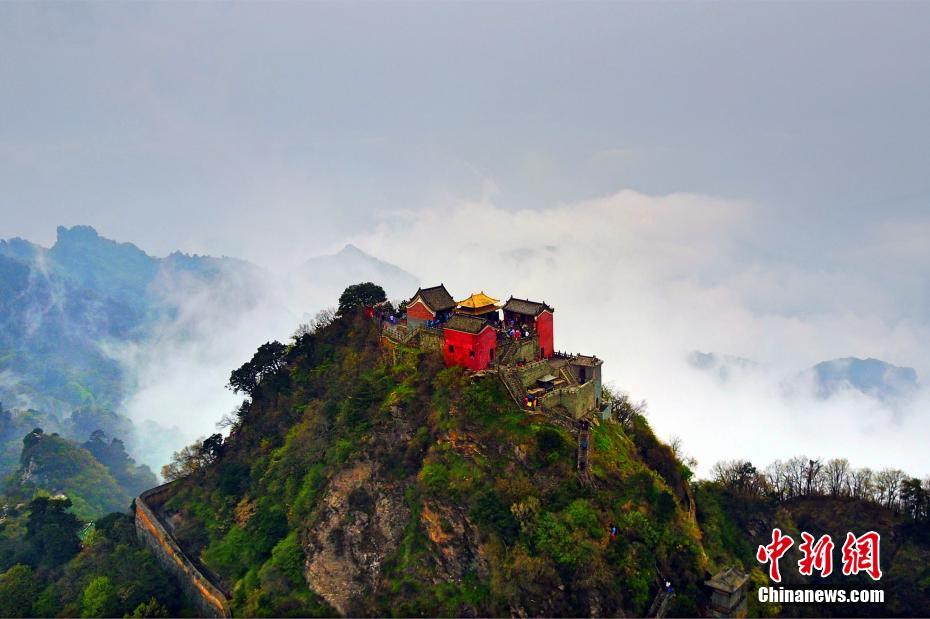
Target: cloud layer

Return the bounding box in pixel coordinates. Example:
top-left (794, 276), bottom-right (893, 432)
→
top-left (103, 187), bottom-right (929, 479)
top-left (352, 189), bottom-right (930, 477)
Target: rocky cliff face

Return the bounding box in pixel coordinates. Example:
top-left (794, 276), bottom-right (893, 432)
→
top-left (304, 461), bottom-right (410, 616)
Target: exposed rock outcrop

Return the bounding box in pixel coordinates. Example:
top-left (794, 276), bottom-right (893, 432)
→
top-left (303, 462), bottom-right (409, 616)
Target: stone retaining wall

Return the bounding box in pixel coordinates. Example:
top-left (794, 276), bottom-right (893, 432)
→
top-left (539, 380), bottom-right (597, 419)
top-left (515, 360), bottom-right (552, 387)
top-left (135, 483), bottom-right (231, 618)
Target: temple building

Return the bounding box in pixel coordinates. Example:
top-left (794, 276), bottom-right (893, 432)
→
top-left (564, 354), bottom-right (603, 406)
top-left (442, 314), bottom-right (497, 371)
top-left (382, 284), bottom-right (605, 420)
top-left (406, 284), bottom-right (456, 328)
top-left (456, 292), bottom-right (500, 322)
top-left (502, 296), bottom-right (554, 359)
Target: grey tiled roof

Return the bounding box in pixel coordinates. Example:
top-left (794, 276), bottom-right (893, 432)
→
top-left (705, 567), bottom-right (749, 593)
top-left (444, 314), bottom-right (492, 334)
top-left (502, 296), bottom-right (554, 316)
top-left (413, 284), bottom-right (456, 312)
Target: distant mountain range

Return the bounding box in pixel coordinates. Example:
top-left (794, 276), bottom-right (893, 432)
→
top-left (0, 226), bottom-right (252, 414)
top-left (688, 350), bottom-right (920, 404)
top-left (806, 357), bottom-right (919, 402)
top-left (0, 225), bottom-right (419, 475)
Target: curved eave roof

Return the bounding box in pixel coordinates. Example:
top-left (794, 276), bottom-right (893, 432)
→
top-left (456, 291), bottom-right (500, 309)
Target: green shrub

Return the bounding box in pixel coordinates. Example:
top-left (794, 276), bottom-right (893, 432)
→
top-left (470, 489), bottom-right (519, 545)
top-left (81, 576), bottom-right (117, 618)
top-left (0, 564), bottom-right (38, 618)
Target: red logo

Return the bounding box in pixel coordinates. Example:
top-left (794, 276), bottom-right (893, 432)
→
top-left (841, 531), bottom-right (883, 581)
top-left (798, 532), bottom-right (835, 577)
top-left (757, 529), bottom-right (882, 581)
top-left (756, 528), bottom-right (794, 582)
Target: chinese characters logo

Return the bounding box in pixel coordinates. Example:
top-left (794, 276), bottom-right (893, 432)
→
top-left (756, 529), bottom-right (882, 582)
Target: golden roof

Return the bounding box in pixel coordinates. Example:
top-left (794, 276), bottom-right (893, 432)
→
top-left (456, 291), bottom-right (500, 309)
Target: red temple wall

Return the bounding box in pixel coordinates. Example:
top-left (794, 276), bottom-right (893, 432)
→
top-left (443, 327), bottom-right (497, 371)
top-left (535, 311), bottom-right (554, 358)
top-left (407, 299), bottom-right (435, 321)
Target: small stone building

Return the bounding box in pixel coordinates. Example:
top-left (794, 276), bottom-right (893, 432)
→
top-left (565, 354), bottom-right (604, 407)
top-left (704, 567), bottom-right (749, 618)
top-left (406, 284), bottom-right (457, 327)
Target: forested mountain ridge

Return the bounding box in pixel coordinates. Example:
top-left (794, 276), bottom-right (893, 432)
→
top-left (0, 430), bottom-right (177, 618)
top-left (150, 299), bottom-right (930, 618)
top-left (158, 309), bottom-right (710, 617)
top-left (0, 225), bottom-right (257, 414)
top-left (1, 426), bottom-right (157, 521)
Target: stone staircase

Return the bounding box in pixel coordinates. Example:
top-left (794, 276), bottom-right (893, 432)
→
top-left (499, 366), bottom-right (527, 407)
top-left (496, 339), bottom-right (518, 365)
top-left (558, 366), bottom-right (578, 386)
top-left (646, 567), bottom-right (675, 618)
top-left (577, 421), bottom-right (591, 482)
top-left (646, 590), bottom-right (674, 618)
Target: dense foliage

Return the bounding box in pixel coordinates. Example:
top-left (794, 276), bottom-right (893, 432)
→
top-left (159, 304), bottom-right (712, 617)
top-left (336, 281), bottom-right (386, 316)
top-left (0, 501), bottom-right (189, 618)
top-left (3, 427), bottom-right (156, 521)
top-left (4, 430), bottom-right (132, 521)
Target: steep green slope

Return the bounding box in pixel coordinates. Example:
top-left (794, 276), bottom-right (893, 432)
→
top-left (161, 312), bottom-right (709, 617)
top-left (0, 501), bottom-right (190, 618)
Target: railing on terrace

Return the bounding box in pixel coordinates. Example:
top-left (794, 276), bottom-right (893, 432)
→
top-left (551, 351), bottom-right (599, 362)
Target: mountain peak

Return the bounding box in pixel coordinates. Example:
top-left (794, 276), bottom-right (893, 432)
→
top-left (56, 225), bottom-right (100, 243)
top-left (51, 224), bottom-right (151, 262)
top-left (338, 243), bottom-right (366, 257)
top-left (297, 243), bottom-right (418, 299)
top-left (810, 357), bottom-right (918, 402)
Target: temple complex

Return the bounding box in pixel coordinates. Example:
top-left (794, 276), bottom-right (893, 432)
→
top-left (380, 284), bottom-right (605, 421)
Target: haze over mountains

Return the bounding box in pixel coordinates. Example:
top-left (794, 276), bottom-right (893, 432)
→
top-left (0, 225), bottom-right (418, 472)
top-left (688, 351), bottom-right (920, 405)
top-left (296, 243), bottom-right (418, 306)
top-left (0, 225), bottom-right (253, 413)
top-left (1, 224), bottom-right (927, 479)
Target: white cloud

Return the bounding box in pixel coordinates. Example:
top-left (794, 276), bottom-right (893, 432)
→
top-left (352, 188), bottom-right (930, 477)
top-left (98, 185), bottom-right (930, 479)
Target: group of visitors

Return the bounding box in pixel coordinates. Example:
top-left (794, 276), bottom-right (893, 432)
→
top-left (499, 321), bottom-right (532, 341)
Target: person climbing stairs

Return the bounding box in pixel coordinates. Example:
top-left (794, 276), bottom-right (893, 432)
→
top-left (577, 419), bottom-right (591, 481)
top-left (646, 568), bottom-right (675, 618)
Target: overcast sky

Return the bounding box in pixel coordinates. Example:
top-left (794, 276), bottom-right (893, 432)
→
top-left (3, 2), bottom-right (930, 266)
top-left (3, 2), bottom-right (930, 474)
